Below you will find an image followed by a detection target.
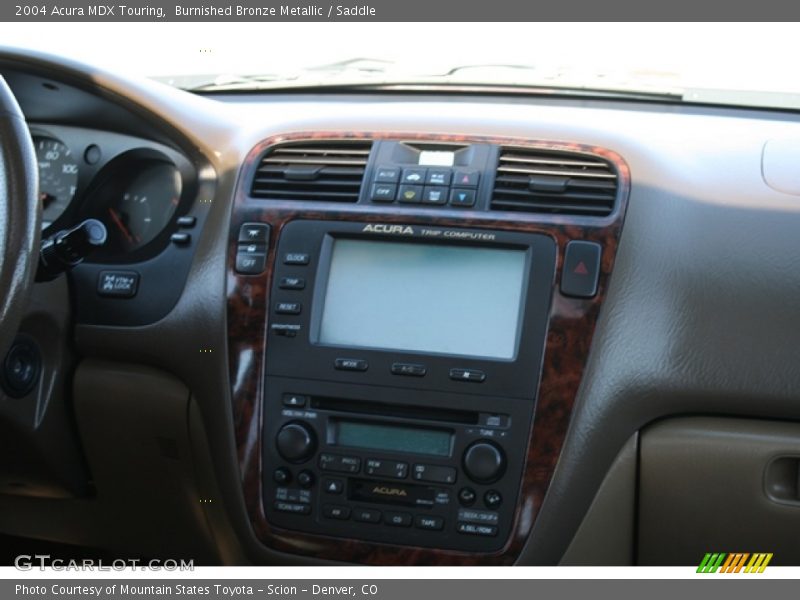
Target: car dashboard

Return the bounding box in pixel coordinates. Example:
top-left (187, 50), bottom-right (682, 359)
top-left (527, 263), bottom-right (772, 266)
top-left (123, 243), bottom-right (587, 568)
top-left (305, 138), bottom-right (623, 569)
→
top-left (2, 48), bottom-right (800, 567)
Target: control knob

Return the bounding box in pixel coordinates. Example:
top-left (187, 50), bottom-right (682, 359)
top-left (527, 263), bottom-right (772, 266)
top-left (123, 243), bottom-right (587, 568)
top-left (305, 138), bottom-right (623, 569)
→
top-left (276, 421), bottom-right (317, 463)
top-left (462, 440), bottom-right (506, 484)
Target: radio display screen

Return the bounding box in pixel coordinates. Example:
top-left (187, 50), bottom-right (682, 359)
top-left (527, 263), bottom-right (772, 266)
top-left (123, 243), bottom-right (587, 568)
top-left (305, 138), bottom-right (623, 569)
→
top-left (317, 239), bottom-right (527, 360)
top-left (331, 419), bottom-right (452, 457)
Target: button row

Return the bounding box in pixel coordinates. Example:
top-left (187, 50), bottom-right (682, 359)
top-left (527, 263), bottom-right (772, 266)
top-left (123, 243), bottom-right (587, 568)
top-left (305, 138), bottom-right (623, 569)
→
top-left (335, 358), bottom-right (486, 383)
top-left (235, 223), bottom-right (270, 275)
top-left (372, 184), bottom-right (478, 208)
top-left (318, 453), bottom-right (458, 484)
top-left (371, 166), bottom-right (480, 208)
top-left (323, 505), bottom-right (445, 530)
top-left (375, 166), bottom-right (480, 187)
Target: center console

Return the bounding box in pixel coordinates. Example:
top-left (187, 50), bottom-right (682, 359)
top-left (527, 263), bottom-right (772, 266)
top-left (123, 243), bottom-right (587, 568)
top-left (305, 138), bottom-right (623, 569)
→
top-left (262, 220), bottom-right (555, 552)
top-left (226, 132), bottom-right (630, 564)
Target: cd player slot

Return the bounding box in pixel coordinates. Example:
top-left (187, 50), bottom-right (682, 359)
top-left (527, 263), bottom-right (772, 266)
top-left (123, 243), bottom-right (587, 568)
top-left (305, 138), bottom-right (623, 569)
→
top-left (311, 396), bottom-right (479, 425)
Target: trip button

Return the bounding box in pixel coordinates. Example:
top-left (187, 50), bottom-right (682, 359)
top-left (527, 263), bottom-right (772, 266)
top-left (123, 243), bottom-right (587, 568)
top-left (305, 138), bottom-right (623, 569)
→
top-left (279, 276), bottom-right (306, 290)
top-left (450, 188), bottom-right (477, 207)
top-left (334, 358), bottom-right (368, 372)
top-left (371, 183), bottom-right (397, 202)
top-left (415, 515), bottom-right (444, 531)
top-left (275, 301), bottom-right (302, 315)
top-left (449, 368), bottom-right (486, 383)
top-left (561, 240), bottom-right (602, 299)
top-left (384, 511), bottom-right (413, 527)
top-left (413, 464), bottom-right (457, 484)
top-left (391, 363), bottom-right (427, 377)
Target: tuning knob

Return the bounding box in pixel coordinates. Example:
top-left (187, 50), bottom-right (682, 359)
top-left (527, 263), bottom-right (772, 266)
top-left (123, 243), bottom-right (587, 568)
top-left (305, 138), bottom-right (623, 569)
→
top-left (276, 421), bottom-right (316, 463)
top-left (462, 440), bottom-right (506, 484)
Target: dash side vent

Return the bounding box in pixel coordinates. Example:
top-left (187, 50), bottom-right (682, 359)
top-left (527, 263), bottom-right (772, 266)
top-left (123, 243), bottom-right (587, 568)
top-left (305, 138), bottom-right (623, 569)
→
top-left (250, 140), bottom-right (373, 202)
top-left (491, 147), bottom-right (618, 216)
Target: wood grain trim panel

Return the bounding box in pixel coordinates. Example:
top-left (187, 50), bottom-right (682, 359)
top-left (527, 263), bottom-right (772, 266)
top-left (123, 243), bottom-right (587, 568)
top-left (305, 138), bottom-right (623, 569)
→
top-left (226, 131), bottom-right (630, 564)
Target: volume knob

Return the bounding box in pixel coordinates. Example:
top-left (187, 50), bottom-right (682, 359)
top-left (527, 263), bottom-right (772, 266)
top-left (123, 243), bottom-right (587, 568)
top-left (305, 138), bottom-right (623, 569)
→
top-left (276, 421), bottom-right (316, 463)
top-left (462, 440), bottom-right (506, 484)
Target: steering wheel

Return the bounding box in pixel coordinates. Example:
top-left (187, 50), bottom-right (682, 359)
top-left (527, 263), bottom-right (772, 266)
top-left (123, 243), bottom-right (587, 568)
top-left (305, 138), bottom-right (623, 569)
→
top-left (0, 75), bottom-right (40, 361)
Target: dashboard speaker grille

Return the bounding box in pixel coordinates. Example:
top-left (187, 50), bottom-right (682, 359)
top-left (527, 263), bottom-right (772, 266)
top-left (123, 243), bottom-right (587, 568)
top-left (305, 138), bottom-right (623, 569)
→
top-left (251, 140), bottom-right (373, 202)
top-left (491, 147), bottom-right (618, 216)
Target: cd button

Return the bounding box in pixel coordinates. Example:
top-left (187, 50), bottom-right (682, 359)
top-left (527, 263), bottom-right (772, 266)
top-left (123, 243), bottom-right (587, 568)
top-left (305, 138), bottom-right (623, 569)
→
top-left (334, 358), bottom-right (368, 372)
top-left (384, 511), bottom-right (413, 527)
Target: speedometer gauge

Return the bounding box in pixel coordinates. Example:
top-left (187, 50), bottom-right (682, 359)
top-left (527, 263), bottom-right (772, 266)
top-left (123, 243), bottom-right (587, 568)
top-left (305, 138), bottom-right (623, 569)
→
top-left (34, 136), bottom-right (79, 227)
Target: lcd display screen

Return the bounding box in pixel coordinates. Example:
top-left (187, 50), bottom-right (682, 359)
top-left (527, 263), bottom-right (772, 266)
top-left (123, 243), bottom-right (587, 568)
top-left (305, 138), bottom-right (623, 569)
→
top-left (317, 239), bottom-right (527, 359)
top-left (332, 420), bottom-right (453, 457)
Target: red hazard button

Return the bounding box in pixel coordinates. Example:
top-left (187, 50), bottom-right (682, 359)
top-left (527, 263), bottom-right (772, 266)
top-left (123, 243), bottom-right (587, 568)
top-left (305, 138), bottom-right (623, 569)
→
top-left (561, 241), bottom-right (602, 298)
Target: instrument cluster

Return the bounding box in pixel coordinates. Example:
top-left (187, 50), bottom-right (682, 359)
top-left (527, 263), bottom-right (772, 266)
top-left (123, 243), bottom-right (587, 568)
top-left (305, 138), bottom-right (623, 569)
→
top-left (32, 124), bottom-right (196, 262)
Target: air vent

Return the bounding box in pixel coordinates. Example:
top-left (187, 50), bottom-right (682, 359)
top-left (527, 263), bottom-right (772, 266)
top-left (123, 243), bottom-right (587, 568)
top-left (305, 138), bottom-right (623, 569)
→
top-left (491, 147), bottom-right (618, 216)
top-left (250, 140), bottom-right (373, 202)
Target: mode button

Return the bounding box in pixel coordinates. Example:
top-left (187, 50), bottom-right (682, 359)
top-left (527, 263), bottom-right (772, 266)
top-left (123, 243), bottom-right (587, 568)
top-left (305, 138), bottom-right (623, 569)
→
top-left (334, 358), bottom-right (368, 372)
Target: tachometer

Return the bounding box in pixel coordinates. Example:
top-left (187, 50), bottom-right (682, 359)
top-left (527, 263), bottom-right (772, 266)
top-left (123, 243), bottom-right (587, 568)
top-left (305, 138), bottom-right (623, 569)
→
top-left (34, 136), bottom-right (79, 227)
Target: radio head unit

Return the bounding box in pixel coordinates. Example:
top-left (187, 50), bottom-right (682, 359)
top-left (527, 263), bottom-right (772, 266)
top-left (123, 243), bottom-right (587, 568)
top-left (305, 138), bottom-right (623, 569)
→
top-left (266, 219), bottom-right (556, 399)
